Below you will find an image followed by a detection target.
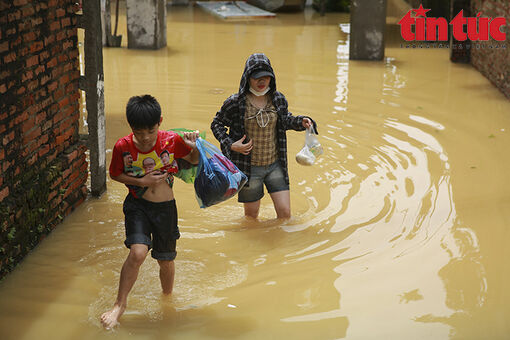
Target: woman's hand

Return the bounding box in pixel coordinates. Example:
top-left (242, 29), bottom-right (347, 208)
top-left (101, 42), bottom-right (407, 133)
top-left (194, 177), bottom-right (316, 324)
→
top-left (182, 130), bottom-right (200, 149)
top-left (302, 118), bottom-right (312, 129)
top-left (231, 135), bottom-right (253, 155)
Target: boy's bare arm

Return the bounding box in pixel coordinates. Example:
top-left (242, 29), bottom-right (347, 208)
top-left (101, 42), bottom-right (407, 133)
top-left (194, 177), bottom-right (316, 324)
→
top-left (181, 148), bottom-right (199, 165)
top-left (111, 172), bottom-right (168, 187)
top-left (181, 131), bottom-right (200, 165)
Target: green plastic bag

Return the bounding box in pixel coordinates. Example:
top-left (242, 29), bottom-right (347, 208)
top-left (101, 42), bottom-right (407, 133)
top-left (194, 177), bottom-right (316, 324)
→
top-left (169, 129), bottom-right (205, 184)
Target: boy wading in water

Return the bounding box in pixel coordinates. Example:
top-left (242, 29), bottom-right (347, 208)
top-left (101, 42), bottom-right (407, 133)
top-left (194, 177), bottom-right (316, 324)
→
top-left (211, 53), bottom-right (317, 219)
top-left (101, 95), bottom-right (199, 329)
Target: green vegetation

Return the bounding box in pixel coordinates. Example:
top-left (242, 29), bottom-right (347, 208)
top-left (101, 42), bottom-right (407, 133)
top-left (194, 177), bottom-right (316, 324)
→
top-left (0, 161), bottom-right (63, 279)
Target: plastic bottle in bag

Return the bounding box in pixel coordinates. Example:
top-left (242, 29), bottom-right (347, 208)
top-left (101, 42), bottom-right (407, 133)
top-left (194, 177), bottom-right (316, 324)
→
top-left (296, 126), bottom-right (323, 166)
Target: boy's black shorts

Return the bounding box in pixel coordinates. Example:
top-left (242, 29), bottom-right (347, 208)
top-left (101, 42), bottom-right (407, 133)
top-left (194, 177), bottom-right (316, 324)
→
top-left (123, 194), bottom-right (181, 261)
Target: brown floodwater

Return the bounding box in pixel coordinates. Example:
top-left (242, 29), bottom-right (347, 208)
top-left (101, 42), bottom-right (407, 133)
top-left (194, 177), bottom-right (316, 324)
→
top-left (1, 5), bottom-right (510, 340)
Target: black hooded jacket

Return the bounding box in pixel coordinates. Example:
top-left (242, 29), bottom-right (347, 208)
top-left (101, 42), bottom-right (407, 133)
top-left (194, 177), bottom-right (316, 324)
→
top-left (211, 53), bottom-right (316, 185)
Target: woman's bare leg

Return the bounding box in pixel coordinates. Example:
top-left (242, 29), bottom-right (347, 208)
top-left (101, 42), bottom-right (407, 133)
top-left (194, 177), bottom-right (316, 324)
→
top-left (269, 190), bottom-right (291, 219)
top-left (244, 200), bottom-right (261, 219)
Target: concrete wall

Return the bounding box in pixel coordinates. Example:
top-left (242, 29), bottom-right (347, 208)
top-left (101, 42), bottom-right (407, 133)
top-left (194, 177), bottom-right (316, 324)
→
top-left (0, 0), bottom-right (87, 279)
top-left (470, 0), bottom-right (509, 99)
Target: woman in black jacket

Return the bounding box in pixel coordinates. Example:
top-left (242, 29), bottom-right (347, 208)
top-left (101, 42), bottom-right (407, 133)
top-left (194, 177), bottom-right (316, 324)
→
top-left (211, 53), bottom-right (317, 219)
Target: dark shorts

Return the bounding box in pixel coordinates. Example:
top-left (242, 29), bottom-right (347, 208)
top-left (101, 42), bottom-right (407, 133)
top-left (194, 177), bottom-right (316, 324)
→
top-left (123, 194), bottom-right (180, 261)
top-left (238, 161), bottom-right (289, 203)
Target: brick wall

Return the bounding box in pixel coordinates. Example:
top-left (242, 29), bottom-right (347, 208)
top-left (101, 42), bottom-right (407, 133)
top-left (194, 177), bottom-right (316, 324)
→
top-left (471, 0), bottom-right (509, 99)
top-left (0, 0), bottom-right (87, 279)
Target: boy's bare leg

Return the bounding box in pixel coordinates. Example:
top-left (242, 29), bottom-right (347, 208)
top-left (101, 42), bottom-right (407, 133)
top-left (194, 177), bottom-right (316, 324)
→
top-left (243, 200), bottom-right (261, 219)
top-left (157, 260), bottom-right (175, 295)
top-left (101, 244), bottom-right (149, 329)
top-left (269, 190), bottom-right (291, 219)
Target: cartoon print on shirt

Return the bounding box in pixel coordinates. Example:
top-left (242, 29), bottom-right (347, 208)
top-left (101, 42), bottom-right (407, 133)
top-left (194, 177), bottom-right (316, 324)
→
top-left (122, 151), bottom-right (142, 176)
top-left (159, 150), bottom-right (178, 172)
top-left (126, 150), bottom-right (178, 177)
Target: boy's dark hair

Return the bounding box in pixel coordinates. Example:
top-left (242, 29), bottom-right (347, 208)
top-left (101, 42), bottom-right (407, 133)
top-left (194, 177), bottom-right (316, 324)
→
top-left (126, 95), bottom-right (161, 129)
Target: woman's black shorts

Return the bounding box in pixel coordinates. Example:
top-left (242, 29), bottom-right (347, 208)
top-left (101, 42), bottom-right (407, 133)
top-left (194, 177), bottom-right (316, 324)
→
top-left (123, 194), bottom-right (181, 261)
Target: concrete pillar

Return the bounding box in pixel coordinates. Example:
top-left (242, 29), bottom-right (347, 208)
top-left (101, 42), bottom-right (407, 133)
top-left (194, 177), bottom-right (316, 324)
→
top-left (126, 0), bottom-right (167, 49)
top-left (100, 0), bottom-right (111, 46)
top-left (83, 0), bottom-right (107, 197)
top-left (349, 0), bottom-right (388, 61)
top-left (450, 0), bottom-right (471, 63)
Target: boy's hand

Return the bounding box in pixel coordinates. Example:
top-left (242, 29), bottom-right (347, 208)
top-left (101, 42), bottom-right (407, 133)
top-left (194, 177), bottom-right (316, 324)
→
top-left (182, 131), bottom-right (200, 149)
top-left (231, 135), bottom-right (253, 155)
top-left (140, 171), bottom-right (168, 187)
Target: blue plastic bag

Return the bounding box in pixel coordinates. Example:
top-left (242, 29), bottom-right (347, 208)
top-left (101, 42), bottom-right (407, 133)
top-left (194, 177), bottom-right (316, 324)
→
top-left (169, 129), bottom-right (206, 184)
top-left (194, 138), bottom-right (247, 208)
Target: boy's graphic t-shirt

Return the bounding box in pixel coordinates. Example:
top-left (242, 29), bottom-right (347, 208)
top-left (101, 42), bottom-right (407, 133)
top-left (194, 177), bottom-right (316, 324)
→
top-left (109, 130), bottom-right (192, 198)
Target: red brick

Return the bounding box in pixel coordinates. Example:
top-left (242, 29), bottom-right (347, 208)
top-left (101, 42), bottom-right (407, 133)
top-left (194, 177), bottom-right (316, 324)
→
top-left (68, 49), bottom-right (78, 59)
top-left (23, 31), bottom-right (36, 42)
top-left (58, 96), bottom-right (70, 109)
top-left (22, 116), bottom-right (36, 133)
top-left (22, 70), bottom-right (33, 82)
top-left (51, 65), bottom-right (63, 78)
top-left (56, 8), bottom-right (66, 17)
top-left (4, 52), bottom-right (16, 64)
top-left (49, 21), bottom-right (60, 31)
top-left (44, 35), bottom-right (55, 46)
top-left (21, 6), bottom-right (35, 17)
top-left (39, 144), bottom-right (50, 157)
top-left (62, 39), bottom-right (73, 51)
top-left (53, 88), bottom-right (64, 101)
top-left (0, 187), bottom-right (9, 202)
top-left (18, 20), bottom-right (32, 31)
top-left (0, 69), bottom-right (10, 80)
top-left (14, 0), bottom-right (28, 5)
top-left (3, 131), bottom-right (15, 145)
top-left (32, 17), bottom-right (43, 26)
top-left (40, 74), bottom-right (50, 86)
top-left (23, 126), bottom-right (41, 144)
top-left (2, 160), bottom-right (10, 172)
top-left (48, 190), bottom-right (58, 201)
top-left (66, 27), bottom-right (77, 39)
top-left (27, 153), bottom-right (38, 166)
top-left (47, 57), bottom-right (57, 68)
top-left (18, 46), bottom-right (29, 57)
top-left (56, 31), bottom-right (65, 41)
top-left (17, 86), bottom-right (26, 95)
top-left (6, 27), bottom-right (16, 36)
top-left (47, 81), bottom-right (57, 92)
top-left (58, 74), bottom-right (70, 87)
top-left (13, 110), bottom-right (29, 125)
top-left (27, 79), bottom-right (39, 91)
top-left (61, 17), bottom-right (71, 28)
top-left (11, 36), bottom-right (22, 48)
top-left (39, 50), bottom-right (49, 61)
top-left (0, 84), bottom-right (6, 94)
top-left (8, 10), bottom-right (21, 22)
top-left (34, 64), bottom-right (45, 75)
top-left (26, 55), bottom-right (38, 68)
top-left (0, 41), bottom-right (8, 53)
top-left (30, 41), bottom-right (43, 53)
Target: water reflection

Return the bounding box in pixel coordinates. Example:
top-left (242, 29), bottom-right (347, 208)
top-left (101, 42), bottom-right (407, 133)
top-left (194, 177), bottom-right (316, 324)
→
top-left (0, 5), bottom-right (508, 340)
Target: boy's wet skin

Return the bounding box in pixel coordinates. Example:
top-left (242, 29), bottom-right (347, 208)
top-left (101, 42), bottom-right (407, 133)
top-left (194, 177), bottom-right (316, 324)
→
top-left (101, 95), bottom-right (199, 329)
